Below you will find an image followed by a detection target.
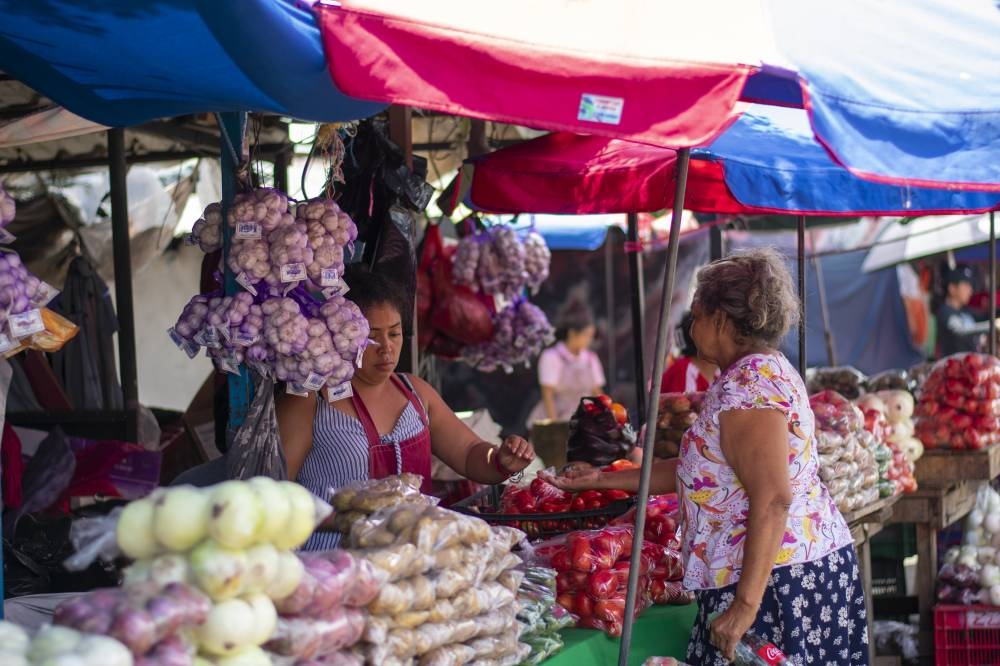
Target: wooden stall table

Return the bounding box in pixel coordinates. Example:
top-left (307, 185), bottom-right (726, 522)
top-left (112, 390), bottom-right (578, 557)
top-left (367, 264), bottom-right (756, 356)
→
top-left (843, 493), bottom-right (902, 666)
top-left (888, 476), bottom-right (985, 663)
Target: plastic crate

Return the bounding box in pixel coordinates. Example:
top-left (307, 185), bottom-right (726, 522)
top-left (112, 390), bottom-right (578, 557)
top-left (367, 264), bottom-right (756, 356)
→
top-left (451, 484), bottom-right (636, 539)
top-left (935, 605), bottom-right (1000, 665)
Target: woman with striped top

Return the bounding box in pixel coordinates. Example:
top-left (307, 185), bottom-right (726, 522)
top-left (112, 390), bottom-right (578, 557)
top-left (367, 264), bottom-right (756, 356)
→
top-left (277, 265), bottom-right (535, 550)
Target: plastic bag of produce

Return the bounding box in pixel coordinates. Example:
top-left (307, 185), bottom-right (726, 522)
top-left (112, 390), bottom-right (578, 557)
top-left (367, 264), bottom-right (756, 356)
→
top-left (567, 397), bottom-right (637, 467)
top-left (806, 366), bottom-right (868, 399)
top-left (419, 643), bottom-right (477, 666)
top-left (867, 369), bottom-right (913, 393)
top-left (369, 575), bottom-right (437, 615)
top-left (809, 390), bottom-right (864, 435)
top-left (649, 579), bottom-right (694, 605)
top-left (349, 503), bottom-right (492, 553)
top-left (54, 583), bottom-right (210, 656)
top-left (562, 526), bottom-right (633, 573)
top-left (265, 607), bottom-right (366, 660)
top-left (276, 550), bottom-right (381, 615)
top-left (226, 371), bottom-right (287, 481)
top-left (134, 634), bottom-right (196, 666)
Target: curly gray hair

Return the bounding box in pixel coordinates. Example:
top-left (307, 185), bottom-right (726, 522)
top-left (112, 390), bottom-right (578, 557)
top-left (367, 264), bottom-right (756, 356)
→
top-left (692, 248), bottom-right (800, 348)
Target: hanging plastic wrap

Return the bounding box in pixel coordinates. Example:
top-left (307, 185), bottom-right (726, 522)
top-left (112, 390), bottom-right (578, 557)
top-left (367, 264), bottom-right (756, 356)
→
top-left (225, 372), bottom-right (287, 481)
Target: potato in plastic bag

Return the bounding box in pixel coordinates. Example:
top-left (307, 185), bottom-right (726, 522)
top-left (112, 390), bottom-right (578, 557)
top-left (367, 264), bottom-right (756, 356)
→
top-left (467, 636), bottom-right (513, 659)
top-left (332, 473), bottom-right (427, 513)
top-left (355, 543), bottom-right (433, 582)
top-left (497, 569), bottom-right (525, 594)
top-left (419, 644), bottom-right (476, 666)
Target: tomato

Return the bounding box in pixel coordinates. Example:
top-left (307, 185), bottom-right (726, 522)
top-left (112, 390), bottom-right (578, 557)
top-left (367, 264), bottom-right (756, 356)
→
top-left (510, 489), bottom-right (537, 514)
top-left (570, 535), bottom-right (595, 572)
top-left (539, 499), bottom-right (572, 514)
top-left (555, 592), bottom-right (575, 612)
top-left (579, 490), bottom-right (603, 503)
top-left (571, 496), bottom-right (588, 512)
top-left (587, 569), bottom-right (619, 599)
top-left (557, 570), bottom-right (589, 594)
top-left (587, 499), bottom-right (606, 510)
top-left (551, 549), bottom-right (573, 572)
top-left (611, 403), bottom-right (628, 426)
top-left (603, 489), bottom-right (631, 502)
top-left (597, 394), bottom-right (614, 409)
top-left (574, 591), bottom-right (595, 619)
top-left (594, 598), bottom-right (626, 624)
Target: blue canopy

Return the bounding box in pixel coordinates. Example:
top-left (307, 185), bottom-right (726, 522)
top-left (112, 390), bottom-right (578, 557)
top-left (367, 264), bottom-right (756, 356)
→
top-left (519, 214), bottom-right (623, 252)
top-left (699, 105), bottom-right (1000, 214)
top-left (0, 0), bottom-right (384, 126)
top-left (768, 0), bottom-right (1000, 191)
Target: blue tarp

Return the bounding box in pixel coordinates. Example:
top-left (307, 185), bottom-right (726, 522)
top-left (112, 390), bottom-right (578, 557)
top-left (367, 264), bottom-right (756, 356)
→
top-left (518, 214), bottom-right (622, 252)
top-left (700, 106), bottom-right (1000, 214)
top-left (0, 0), bottom-right (384, 126)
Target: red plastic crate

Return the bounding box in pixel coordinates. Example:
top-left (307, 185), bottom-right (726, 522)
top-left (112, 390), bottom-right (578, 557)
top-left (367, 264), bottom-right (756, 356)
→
top-left (935, 605), bottom-right (1000, 665)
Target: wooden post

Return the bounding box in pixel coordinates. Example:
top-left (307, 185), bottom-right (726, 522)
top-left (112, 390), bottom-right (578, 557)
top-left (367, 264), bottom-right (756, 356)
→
top-left (387, 106), bottom-right (419, 374)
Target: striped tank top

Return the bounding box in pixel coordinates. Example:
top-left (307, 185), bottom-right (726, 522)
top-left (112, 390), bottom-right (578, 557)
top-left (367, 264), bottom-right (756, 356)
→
top-left (298, 375), bottom-right (428, 551)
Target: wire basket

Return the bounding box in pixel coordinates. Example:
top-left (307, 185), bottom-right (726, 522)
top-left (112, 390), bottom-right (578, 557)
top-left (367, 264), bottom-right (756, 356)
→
top-left (451, 484), bottom-right (636, 539)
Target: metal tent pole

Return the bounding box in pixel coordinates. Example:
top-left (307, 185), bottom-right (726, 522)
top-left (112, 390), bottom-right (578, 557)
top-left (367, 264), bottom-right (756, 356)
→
top-left (109, 129), bottom-right (139, 442)
top-left (218, 112), bottom-right (253, 431)
top-left (605, 237), bottom-right (617, 394)
top-left (812, 247), bottom-right (837, 366)
top-left (627, 212), bottom-right (646, 423)
top-left (618, 149), bottom-right (691, 666)
top-left (991, 211), bottom-right (997, 356)
top-left (798, 215), bottom-right (807, 376)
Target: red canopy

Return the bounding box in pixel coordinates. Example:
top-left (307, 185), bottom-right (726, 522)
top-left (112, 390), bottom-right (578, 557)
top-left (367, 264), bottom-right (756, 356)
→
top-left (464, 132), bottom-right (764, 215)
top-left (316, 1), bottom-right (768, 148)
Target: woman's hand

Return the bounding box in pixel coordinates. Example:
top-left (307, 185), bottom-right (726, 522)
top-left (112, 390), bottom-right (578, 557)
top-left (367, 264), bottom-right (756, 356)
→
top-left (710, 598), bottom-right (760, 661)
top-left (540, 466), bottom-right (603, 492)
top-left (497, 435), bottom-right (535, 474)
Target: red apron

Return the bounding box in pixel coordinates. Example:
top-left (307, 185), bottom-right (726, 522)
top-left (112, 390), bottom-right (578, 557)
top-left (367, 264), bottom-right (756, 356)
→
top-left (351, 374), bottom-right (435, 494)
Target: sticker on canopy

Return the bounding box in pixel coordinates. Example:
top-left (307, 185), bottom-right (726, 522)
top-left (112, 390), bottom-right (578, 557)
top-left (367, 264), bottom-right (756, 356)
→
top-left (280, 262), bottom-right (306, 283)
top-left (9, 309), bottom-right (44, 338)
top-left (327, 382), bottom-right (353, 402)
top-left (578, 94), bottom-right (624, 126)
top-left (234, 222), bottom-right (262, 240)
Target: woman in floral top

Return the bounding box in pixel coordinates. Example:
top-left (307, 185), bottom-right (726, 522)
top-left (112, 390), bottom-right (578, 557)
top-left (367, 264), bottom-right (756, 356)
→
top-left (549, 249), bottom-right (867, 665)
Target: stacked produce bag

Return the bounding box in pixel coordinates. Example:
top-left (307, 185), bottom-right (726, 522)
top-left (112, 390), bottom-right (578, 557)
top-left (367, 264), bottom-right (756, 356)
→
top-left (174, 190), bottom-right (369, 394)
top-left (807, 366), bottom-right (868, 400)
top-left (538, 497), bottom-right (688, 637)
top-left (856, 392), bottom-right (920, 496)
top-left (515, 568), bottom-right (574, 665)
top-left (653, 393), bottom-right (705, 459)
top-left (0, 621), bottom-right (133, 666)
top-left (938, 485), bottom-right (1000, 606)
top-left (915, 352), bottom-right (1000, 450)
top-left (56, 478), bottom-right (334, 665)
top-left (335, 480), bottom-right (530, 666)
top-left (811, 391), bottom-right (880, 514)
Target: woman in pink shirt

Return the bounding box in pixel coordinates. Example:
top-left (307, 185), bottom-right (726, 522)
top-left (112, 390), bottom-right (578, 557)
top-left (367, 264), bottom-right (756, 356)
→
top-left (527, 302), bottom-right (606, 427)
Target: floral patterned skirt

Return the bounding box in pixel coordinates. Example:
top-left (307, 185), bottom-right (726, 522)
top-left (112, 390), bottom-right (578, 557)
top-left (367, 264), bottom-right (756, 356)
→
top-left (687, 545), bottom-right (869, 666)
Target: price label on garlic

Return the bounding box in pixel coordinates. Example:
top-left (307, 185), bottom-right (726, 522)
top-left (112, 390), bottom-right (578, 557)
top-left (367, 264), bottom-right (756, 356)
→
top-left (286, 382), bottom-right (309, 397)
top-left (201, 326), bottom-right (221, 348)
top-left (217, 324), bottom-right (231, 343)
top-left (280, 262), bottom-right (306, 283)
top-left (232, 331), bottom-right (259, 347)
top-left (236, 272), bottom-right (258, 297)
top-left (356, 343), bottom-right (366, 368)
top-left (320, 268), bottom-right (340, 288)
top-left (9, 308), bottom-right (44, 339)
top-left (302, 372), bottom-right (326, 391)
top-left (0, 331), bottom-right (17, 353)
top-left (234, 222), bottom-right (262, 240)
top-left (31, 282), bottom-right (60, 307)
top-left (0, 227), bottom-right (16, 245)
top-left (327, 382), bottom-right (353, 402)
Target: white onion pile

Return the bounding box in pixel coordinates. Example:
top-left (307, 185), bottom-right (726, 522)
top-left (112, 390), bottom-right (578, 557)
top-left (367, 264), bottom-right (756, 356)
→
top-left (462, 300), bottom-right (554, 373)
top-left (189, 203), bottom-right (223, 253)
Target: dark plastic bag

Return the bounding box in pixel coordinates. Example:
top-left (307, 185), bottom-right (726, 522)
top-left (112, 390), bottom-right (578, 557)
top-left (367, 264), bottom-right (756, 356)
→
top-left (225, 372), bottom-right (287, 481)
top-left (567, 398), bottom-right (637, 467)
top-left (4, 427), bottom-right (76, 534)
